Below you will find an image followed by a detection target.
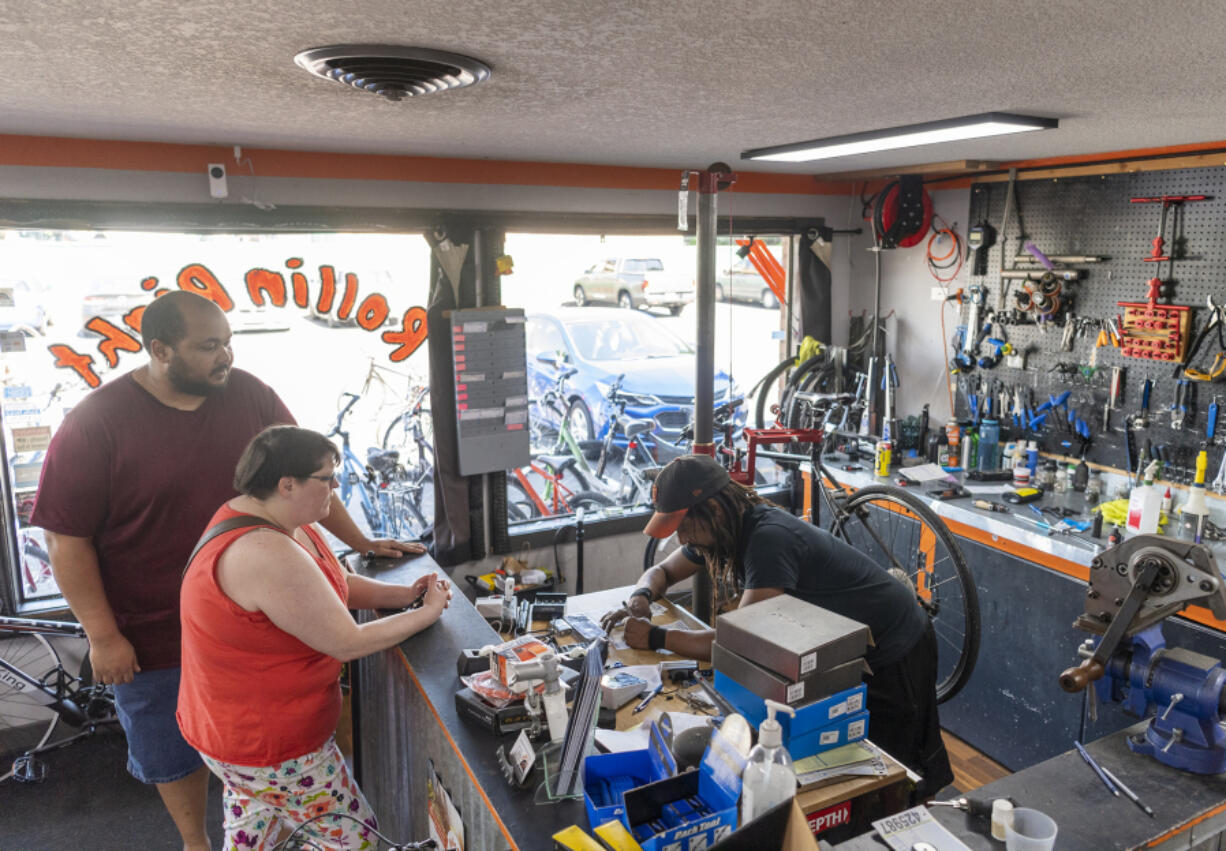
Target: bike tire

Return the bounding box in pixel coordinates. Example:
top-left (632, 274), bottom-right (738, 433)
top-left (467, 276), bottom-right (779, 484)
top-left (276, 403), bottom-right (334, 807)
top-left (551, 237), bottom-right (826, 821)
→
top-left (570, 490), bottom-right (615, 513)
top-left (752, 357), bottom-right (795, 429)
top-left (0, 633), bottom-right (61, 782)
top-left (642, 531), bottom-right (684, 572)
top-left (830, 484), bottom-right (980, 704)
top-left (506, 478), bottom-right (543, 521)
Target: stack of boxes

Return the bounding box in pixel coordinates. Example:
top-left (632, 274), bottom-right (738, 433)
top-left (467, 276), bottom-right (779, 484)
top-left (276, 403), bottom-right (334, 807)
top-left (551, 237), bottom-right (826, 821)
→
top-left (712, 595), bottom-right (873, 758)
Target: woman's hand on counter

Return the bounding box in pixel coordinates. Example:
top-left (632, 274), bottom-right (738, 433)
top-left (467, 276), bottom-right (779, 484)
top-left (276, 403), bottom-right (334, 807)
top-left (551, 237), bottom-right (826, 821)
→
top-left (422, 574), bottom-right (452, 614)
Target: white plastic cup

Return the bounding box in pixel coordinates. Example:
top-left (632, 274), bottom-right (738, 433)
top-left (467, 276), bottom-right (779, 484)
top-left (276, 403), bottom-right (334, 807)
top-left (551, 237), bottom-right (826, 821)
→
top-left (1004, 807), bottom-right (1058, 851)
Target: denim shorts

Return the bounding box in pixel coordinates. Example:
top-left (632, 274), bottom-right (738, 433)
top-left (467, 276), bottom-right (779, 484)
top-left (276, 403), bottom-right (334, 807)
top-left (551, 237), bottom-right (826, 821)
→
top-left (111, 667), bottom-right (203, 784)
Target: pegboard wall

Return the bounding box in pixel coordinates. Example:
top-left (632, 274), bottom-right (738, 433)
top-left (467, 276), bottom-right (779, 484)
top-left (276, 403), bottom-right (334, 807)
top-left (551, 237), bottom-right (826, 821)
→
top-left (960, 164), bottom-right (1226, 484)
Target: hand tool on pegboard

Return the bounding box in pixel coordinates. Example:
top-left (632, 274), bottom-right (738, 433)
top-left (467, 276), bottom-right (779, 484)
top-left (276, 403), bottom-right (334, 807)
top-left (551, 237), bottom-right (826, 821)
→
top-left (1131, 194), bottom-right (1212, 264)
top-left (1116, 194), bottom-right (1212, 363)
top-left (1178, 295), bottom-right (1226, 380)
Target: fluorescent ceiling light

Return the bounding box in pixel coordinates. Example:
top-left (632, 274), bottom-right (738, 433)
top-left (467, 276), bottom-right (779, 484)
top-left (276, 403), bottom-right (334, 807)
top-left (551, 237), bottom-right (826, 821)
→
top-left (741, 112), bottom-right (1058, 163)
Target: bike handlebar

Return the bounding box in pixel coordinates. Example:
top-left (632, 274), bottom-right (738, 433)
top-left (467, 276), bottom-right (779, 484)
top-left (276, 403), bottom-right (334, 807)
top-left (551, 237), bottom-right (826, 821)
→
top-left (328, 393), bottom-right (361, 437)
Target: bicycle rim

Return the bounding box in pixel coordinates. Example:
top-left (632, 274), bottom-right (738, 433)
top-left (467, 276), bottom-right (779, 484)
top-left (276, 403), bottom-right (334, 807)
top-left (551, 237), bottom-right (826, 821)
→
top-left (833, 485), bottom-right (980, 703)
top-left (0, 633), bottom-right (61, 782)
top-left (506, 478), bottom-right (543, 520)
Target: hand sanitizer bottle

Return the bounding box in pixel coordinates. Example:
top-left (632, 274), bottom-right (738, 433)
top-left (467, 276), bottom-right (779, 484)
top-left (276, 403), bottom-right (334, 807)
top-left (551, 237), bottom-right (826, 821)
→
top-left (741, 700), bottom-right (797, 823)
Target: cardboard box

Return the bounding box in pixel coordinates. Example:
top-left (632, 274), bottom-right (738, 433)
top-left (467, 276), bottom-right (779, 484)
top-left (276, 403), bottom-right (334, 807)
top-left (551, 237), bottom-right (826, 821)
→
top-left (708, 798), bottom-right (821, 850)
top-left (712, 642), bottom-right (869, 706)
top-left (490, 635), bottom-right (553, 686)
top-left (714, 673), bottom-right (868, 757)
top-left (715, 595), bottom-right (871, 681)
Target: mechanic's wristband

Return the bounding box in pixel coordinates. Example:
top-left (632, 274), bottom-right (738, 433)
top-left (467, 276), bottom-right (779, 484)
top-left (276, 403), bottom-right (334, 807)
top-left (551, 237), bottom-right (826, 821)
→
top-left (629, 587), bottom-right (654, 605)
top-left (648, 626), bottom-right (668, 652)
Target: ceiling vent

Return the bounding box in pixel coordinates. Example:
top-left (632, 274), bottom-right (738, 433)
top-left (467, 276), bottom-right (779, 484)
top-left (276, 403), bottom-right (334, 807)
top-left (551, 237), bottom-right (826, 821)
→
top-left (294, 45), bottom-right (491, 102)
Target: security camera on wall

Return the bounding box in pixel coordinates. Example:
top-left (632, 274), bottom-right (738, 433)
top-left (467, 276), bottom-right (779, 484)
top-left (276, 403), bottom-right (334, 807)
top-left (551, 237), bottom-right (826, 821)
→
top-left (207, 163), bottom-right (228, 199)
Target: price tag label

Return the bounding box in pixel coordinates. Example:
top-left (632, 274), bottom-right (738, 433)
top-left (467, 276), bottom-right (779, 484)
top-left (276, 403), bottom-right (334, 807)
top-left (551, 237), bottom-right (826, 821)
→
top-left (872, 806), bottom-right (974, 851)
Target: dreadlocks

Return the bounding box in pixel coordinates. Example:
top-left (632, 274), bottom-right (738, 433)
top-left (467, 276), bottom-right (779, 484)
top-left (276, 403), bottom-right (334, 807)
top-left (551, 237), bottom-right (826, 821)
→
top-left (684, 480), bottom-right (772, 611)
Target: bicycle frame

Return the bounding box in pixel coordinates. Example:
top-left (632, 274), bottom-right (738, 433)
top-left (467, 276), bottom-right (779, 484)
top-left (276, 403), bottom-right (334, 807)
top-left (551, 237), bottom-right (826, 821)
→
top-left (511, 462), bottom-right (581, 516)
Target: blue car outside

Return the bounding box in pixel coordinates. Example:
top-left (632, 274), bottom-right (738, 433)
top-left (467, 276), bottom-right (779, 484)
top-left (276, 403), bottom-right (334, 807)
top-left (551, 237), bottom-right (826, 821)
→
top-left (525, 307), bottom-right (743, 450)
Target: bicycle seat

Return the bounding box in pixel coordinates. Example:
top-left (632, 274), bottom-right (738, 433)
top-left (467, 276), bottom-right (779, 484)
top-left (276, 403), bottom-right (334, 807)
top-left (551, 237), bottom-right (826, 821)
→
top-left (533, 453), bottom-right (576, 471)
top-left (624, 418), bottom-right (655, 438)
top-left (366, 448), bottom-right (401, 474)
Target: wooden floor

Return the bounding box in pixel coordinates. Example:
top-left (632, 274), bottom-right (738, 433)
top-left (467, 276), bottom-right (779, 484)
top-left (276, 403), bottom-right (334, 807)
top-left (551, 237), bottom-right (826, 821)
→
top-left (942, 730), bottom-right (1011, 792)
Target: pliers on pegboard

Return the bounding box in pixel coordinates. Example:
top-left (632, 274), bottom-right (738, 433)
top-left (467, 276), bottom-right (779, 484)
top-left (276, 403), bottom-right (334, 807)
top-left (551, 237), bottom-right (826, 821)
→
top-left (1178, 295), bottom-right (1226, 380)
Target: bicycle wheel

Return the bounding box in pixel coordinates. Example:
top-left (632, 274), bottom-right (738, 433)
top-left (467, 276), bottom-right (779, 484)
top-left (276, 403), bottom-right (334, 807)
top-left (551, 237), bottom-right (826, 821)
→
top-left (570, 490), bottom-right (614, 515)
top-left (381, 407), bottom-right (434, 470)
top-left (642, 531), bottom-right (683, 572)
top-left (506, 478), bottom-right (543, 521)
top-left (831, 484), bottom-right (980, 704)
top-left (389, 484), bottom-right (433, 541)
top-left (0, 633), bottom-right (61, 782)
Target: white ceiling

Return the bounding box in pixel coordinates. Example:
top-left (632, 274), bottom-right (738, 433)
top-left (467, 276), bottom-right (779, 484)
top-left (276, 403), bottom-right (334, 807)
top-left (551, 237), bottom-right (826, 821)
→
top-left (3, 0), bottom-right (1226, 175)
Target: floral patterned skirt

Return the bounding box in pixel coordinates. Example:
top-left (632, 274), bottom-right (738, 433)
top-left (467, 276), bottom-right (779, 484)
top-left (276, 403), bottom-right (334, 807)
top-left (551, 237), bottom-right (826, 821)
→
top-left (200, 736), bottom-right (378, 850)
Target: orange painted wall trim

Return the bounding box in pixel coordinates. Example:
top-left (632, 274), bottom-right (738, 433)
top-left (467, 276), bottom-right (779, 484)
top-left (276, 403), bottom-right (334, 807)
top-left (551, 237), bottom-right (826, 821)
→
top-left (0, 133), bottom-right (850, 195)
top-left (999, 138), bottom-right (1226, 172)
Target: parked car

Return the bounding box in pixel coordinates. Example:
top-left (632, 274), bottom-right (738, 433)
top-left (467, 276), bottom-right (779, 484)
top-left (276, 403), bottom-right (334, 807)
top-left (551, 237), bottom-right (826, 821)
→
top-left (525, 307), bottom-right (742, 447)
top-left (79, 279), bottom-right (148, 335)
top-left (230, 303), bottom-right (292, 333)
top-left (573, 258), bottom-right (693, 315)
top-left (715, 258), bottom-right (780, 308)
top-left (0, 280), bottom-right (49, 336)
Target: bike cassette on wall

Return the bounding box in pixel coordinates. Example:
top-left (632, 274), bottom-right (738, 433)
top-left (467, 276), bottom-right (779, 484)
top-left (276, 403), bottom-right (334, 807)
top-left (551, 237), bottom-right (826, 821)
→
top-left (873, 175), bottom-right (933, 249)
top-left (1010, 272), bottom-right (1073, 323)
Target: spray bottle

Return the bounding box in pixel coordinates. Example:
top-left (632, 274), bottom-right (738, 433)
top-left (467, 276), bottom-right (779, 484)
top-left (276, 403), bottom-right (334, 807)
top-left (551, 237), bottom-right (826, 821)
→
top-left (1182, 449), bottom-right (1210, 543)
top-left (741, 700), bottom-right (798, 823)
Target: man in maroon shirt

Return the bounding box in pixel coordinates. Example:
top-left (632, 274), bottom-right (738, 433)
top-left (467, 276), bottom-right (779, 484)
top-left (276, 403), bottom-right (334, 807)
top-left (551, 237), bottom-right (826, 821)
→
top-left (31, 291), bottom-right (422, 851)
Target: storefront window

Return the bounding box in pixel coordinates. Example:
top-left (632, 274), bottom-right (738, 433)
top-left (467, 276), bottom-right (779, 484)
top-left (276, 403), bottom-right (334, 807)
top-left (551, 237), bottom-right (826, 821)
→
top-left (1, 230), bottom-right (431, 610)
top-left (501, 232), bottom-right (790, 530)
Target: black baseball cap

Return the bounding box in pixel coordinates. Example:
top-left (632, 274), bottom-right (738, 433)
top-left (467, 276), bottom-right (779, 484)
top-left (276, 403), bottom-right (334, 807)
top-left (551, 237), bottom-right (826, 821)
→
top-left (644, 454), bottom-right (731, 539)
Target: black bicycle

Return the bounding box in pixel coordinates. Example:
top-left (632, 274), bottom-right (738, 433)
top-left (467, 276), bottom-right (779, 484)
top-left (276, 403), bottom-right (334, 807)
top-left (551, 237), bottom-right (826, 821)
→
top-left (0, 615), bottom-right (118, 782)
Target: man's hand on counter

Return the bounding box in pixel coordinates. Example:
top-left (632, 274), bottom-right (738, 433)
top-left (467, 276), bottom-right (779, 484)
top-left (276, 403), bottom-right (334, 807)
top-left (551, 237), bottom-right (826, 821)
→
top-left (599, 594), bottom-right (652, 633)
top-left (623, 616), bottom-right (655, 650)
top-left (364, 538), bottom-right (428, 559)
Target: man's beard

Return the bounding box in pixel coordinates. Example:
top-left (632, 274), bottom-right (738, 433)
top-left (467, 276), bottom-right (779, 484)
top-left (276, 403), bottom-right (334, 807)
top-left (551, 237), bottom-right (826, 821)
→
top-left (168, 359), bottom-right (229, 397)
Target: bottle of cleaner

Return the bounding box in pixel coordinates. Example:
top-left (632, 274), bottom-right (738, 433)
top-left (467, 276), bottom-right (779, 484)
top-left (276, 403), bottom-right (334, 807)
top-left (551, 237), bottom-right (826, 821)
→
top-left (1182, 449), bottom-right (1210, 542)
top-left (741, 700), bottom-right (797, 823)
top-left (1126, 461), bottom-right (1161, 534)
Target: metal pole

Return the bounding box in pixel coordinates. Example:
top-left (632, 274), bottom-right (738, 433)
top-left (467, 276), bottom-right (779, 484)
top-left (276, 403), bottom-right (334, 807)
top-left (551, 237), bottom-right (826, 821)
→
top-left (694, 172), bottom-right (717, 454)
top-left (691, 165), bottom-right (734, 625)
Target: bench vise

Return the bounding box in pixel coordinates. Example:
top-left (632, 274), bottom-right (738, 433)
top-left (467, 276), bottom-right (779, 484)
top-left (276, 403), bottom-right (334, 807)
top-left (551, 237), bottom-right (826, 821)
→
top-left (1059, 535), bottom-right (1226, 773)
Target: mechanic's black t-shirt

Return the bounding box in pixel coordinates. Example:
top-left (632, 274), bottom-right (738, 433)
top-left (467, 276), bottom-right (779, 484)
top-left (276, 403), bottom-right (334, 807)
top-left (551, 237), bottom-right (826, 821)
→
top-left (734, 503), bottom-right (927, 669)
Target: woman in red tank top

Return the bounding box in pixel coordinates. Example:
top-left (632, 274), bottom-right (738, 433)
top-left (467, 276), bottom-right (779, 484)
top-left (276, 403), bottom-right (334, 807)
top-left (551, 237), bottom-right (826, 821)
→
top-left (178, 426), bottom-right (451, 850)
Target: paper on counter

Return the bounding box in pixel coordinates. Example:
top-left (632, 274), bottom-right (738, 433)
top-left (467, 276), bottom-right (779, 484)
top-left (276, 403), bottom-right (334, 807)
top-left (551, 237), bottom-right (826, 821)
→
top-left (898, 464), bottom-right (956, 483)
